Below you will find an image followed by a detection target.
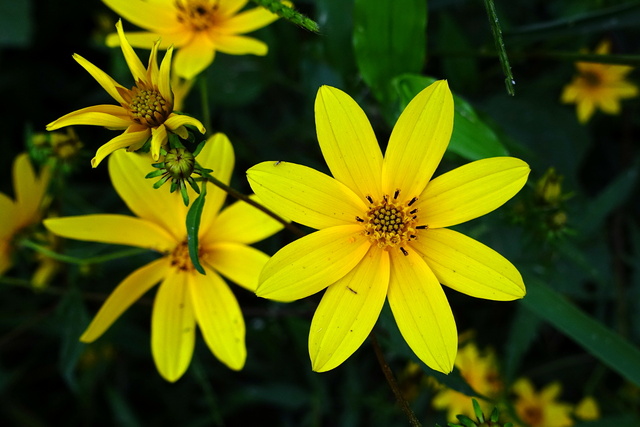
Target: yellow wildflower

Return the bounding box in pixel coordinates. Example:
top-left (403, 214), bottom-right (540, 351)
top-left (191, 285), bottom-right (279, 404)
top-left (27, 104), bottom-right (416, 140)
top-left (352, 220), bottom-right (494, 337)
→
top-left (432, 342), bottom-right (503, 421)
top-left (0, 153), bottom-right (51, 277)
top-left (103, 0), bottom-right (284, 79)
top-left (47, 20), bottom-right (205, 168)
top-left (512, 378), bottom-right (574, 427)
top-left (561, 40), bottom-right (638, 123)
top-left (45, 134), bottom-right (283, 382)
top-left (247, 81), bottom-right (529, 373)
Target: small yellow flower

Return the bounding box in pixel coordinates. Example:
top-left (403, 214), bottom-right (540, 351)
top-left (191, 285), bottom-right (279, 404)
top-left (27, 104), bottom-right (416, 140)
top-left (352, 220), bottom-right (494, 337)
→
top-left (512, 378), bottom-right (574, 427)
top-left (247, 81), bottom-right (529, 373)
top-left (47, 20), bottom-right (205, 168)
top-left (432, 342), bottom-right (503, 422)
top-left (45, 134), bottom-right (284, 382)
top-left (103, 0), bottom-right (284, 79)
top-left (561, 40), bottom-right (638, 124)
top-left (0, 153), bottom-right (51, 277)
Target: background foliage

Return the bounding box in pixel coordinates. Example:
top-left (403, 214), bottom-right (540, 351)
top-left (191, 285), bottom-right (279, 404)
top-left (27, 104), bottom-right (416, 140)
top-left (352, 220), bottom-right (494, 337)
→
top-left (1, 0), bottom-right (640, 425)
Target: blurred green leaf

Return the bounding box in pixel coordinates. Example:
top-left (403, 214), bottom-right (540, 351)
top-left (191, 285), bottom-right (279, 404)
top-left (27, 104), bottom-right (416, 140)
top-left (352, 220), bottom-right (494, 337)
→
top-left (394, 74), bottom-right (509, 161)
top-left (504, 306), bottom-right (541, 383)
top-left (186, 184), bottom-right (207, 275)
top-left (353, 0), bottom-right (426, 104)
top-left (435, 12), bottom-right (480, 93)
top-left (0, 0), bottom-right (32, 47)
top-left (56, 288), bottom-right (89, 392)
top-left (577, 163), bottom-right (638, 237)
top-left (106, 386), bottom-right (142, 427)
top-left (521, 277), bottom-right (640, 387)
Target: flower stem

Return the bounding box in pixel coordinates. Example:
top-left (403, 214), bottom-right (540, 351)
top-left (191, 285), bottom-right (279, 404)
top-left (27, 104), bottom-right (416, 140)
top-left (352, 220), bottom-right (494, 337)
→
top-left (483, 0), bottom-right (515, 95)
top-left (19, 239), bottom-right (148, 265)
top-left (201, 170), bottom-right (305, 237)
top-left (371, 332), bottom-right (422, 427)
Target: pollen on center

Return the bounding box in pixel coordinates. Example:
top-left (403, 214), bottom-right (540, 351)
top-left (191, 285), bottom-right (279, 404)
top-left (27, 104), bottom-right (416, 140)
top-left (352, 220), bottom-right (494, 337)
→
top-left (169, 240), bottom-right (200, 272)
top-left (356, 190), bottom-right (424, 254)
top-left (175, 0), bottom-right (221, 31)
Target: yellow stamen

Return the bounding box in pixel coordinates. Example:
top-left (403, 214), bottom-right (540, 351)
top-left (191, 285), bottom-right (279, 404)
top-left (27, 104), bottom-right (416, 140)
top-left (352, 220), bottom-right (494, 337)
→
top-left (360, 193), bottom-right (419, 251)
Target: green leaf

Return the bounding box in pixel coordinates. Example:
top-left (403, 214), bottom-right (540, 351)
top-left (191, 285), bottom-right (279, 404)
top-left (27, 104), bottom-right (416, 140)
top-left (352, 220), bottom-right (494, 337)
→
top-left (0, 0), bottom-right (32, 47)
top-left (56, 287), bottom-right (89, 392)
top-left (394, 74), bottom-right (509, 160)
top-left (186, 184), bottom-right (207, 275)
top-left (504, 306), bottom-right (541, 383)
top-left (521, 277), bottom-right (640, 387)
top-left (353, 0), bottom-right (426, 104)
top-left (577, 164), bottom-right (638, 237)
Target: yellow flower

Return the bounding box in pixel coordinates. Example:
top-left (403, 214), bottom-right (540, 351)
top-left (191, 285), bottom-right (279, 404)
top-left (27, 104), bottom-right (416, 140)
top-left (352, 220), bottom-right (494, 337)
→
top-left (103, 0), bottom-right (284, 79)
top-left (247, 81), bottom-right (529, 373)
top-left (432, 342), bottom-right (503, 422)
top-left (47, 20), bottom-right (205, 168)
top-left (512, 378), bottom-right (574, 427)
top-left (0, 153), bottom-right (51, 277)
top-left (44, 133), bottom-right (283, 382)
top-left (561, 40), bottom-right (638, 124)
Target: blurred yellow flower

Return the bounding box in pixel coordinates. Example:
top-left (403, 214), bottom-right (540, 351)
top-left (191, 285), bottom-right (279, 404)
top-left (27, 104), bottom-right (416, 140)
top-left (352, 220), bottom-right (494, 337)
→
top-left (45, 134), bottom-right (283, 382)
top-left (47, 20), bottom-right (205, 168)
top-left (103, 0), bottom-right (284, 79)
top-left (432, 342), bottom-right (503, 422)
top-left (0, 153), bottom-right (51, 278)
top-left (561, 40), bottom-right (638, 124)
top-left (512, 378), bottom-right (574, 427)
top-left (247, 81), bottom-right (529, 373)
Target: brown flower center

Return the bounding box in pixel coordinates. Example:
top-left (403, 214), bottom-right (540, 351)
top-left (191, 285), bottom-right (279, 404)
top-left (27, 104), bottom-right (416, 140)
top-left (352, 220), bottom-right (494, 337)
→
top-left (581, 70), bottom-right (602, 87)
top-left (522, 405), bottom-right (544, 426)
top-left (169, 240), bottom-right (201, 272)
top-left (127, 84), bottom-right (171, 127)
top-left (357, 191), bottom-right (424, 255)
top-left (175, 0), bottom-right (221, 31)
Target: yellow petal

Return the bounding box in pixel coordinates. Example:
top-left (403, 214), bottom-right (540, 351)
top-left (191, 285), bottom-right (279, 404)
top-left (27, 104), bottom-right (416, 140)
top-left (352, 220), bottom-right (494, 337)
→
top-left (418, 157), bottom-right (530, 228)
top-left (196, 133), bottom-right (234, 230)
top-left (152, 268), bottom-right (196, 382)
top-left (47, 105), bottom-right (132, 131)
top-left (541, 381), bottom-right (562, 401)
top-left (310, 246), bottom-right (390, 372)
top-left (108, 149), bottom-right (187, 239)
top-left (598, 96), bottom-right (620, 114)
top-left (314, 85), bottom-right (383, 199)
top-left (44, 215), bottom-right (176, 252)
top-left (0, 193), bottom-right (16, 240)
top-left (512, 377), bottom-right (535, 399)
top-left (150, 124), bottom-right (168, 161)
top-left (247, 161), bottom-right (366, 230)
top-left (204, 242), bottom-right (269, 292)
top-left (577, 99), bottom-right (595, 124)
top-left (411, 228), bottom-right (525, 300)
top-left (158, 46), bottom-right (174, 103)
top-left (257, 225), bottom-right (370, 302)
top-left (218, 6), bottom-right (280, 34)
top-left (206, 196), bottom-right (283, 245)
top-left (0, 241), bottom-right (14, 277)
top-left (103, 0), bottom-right (180, 32)
top-left (91, 126), bottom-right (151, 168)
top-left (164, 113), bottom-right (206, 134)
top-left (105, 31), bottom-right (190, 50)
top-left (147, 39), bottom-right (161, 87)
top-left (575, 396), bottom-right (600, 420)
top-left (212, 34), bottom-right (268, 56)
top-left (73, 54), bottom-right (126, 104)
top-left (173, 33), bottom-right (215, 79)
top-left (115, 20), bottom-right (147, 83)
top-left (189, 268), bottom-right (246, 370)
top-left (12, 154), bottom-right (42, 222)
top-left (560, 84), bottom-right (578, 103)
top-left (382, 80), bottom-right (454, 197)
top-left (387, 249), bottom-right (457, 373)
top-left (80, 259), bottom-right (167, 342)
top-left (217, 0), bottom-right (250, 17)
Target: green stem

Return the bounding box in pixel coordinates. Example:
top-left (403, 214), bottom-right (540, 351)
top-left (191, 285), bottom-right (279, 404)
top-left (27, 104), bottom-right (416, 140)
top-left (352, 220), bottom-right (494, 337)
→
top-left (250, 0), bottom-right (320, 33)
top-left (483, 0), bottom-right (515, 96)
top-left (201, 169), bottom-right (305, 238)
top-left (19, 239), bottom-right (148, 265)
top-left (199, 75), bottom-right (212, 136)
top-left (371, 333), bottom-right (421, 427)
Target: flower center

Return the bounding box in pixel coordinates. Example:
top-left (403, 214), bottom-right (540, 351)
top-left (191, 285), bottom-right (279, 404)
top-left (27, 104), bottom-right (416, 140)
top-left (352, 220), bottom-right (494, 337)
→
top-left (581, 70), bottom-right (602, 87)
top-left (169, 240), bottom-right (200, 272)
top-left (357, 191), bottom-right (425, 255)
top-left (522, 405), bottom-right (543, 426)
top-left (127, 85), bottom-right (171, 127)
top-left (175, 0), bottom-right (221, 31)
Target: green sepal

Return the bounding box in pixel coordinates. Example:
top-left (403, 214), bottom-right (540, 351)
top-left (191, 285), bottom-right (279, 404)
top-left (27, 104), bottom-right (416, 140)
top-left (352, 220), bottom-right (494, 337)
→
top-left (152, 174), bottom-right (170, 189)
top-left (145, 169), bottom-right (165, 179)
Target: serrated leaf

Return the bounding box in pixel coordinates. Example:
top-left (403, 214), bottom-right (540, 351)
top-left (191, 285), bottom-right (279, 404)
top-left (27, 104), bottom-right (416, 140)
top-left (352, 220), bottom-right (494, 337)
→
top-left (394, 74), bottom-right (509, 160)
top-left (186, 184), bottom-right (207, 275)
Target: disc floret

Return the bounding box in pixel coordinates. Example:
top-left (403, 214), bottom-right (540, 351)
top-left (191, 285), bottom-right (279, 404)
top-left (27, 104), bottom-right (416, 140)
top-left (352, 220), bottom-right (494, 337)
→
top-left (359, 192), bottom-right (420, 252)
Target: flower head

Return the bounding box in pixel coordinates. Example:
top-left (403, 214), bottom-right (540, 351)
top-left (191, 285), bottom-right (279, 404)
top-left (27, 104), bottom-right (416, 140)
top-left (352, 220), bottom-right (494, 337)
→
top-left (103, 0), bottom-right (284, 79)
top-left (45, 134), bottom-right (283, 382)
top-left (432, 342), bottom-right (503, 422)
top-left (247, 81), bottom-right (529, 373)
top-left (0, 153), bottom-right (51, 277)
top-left (46, 20), bottom-right (205, 168)
top-left (561, 40), bottom-right (638, 123)
top-left (511, 378), bottom-right (574, 427)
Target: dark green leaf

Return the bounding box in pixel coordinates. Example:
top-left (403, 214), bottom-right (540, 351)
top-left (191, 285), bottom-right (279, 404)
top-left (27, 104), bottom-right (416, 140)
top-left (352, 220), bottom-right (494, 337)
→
top-left (521, 277), bottom-right (640, 387)
top-left (186, 184), bottom-right (207, 275)
top-left (0, 0), bottom-right (32, 47)
top-left (394, 74), bottom-right (509, 160)
top-left (353, 0), bottom-right (426, 104)
top-left (56, 288), bottom-right (89, 392)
